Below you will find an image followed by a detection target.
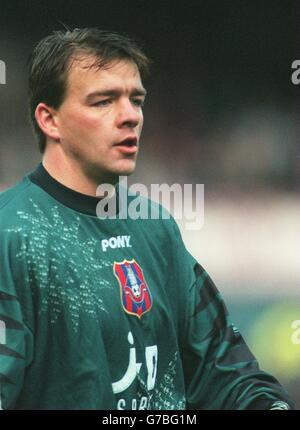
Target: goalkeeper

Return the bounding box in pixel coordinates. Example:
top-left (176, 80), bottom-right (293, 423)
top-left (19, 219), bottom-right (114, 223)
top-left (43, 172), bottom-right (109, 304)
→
top-left (0, 28), bottom-right (294, 410)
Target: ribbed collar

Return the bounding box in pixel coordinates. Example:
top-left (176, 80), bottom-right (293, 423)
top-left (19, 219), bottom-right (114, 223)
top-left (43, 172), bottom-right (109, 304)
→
top-left (28, 163), bottom-right (117, 217)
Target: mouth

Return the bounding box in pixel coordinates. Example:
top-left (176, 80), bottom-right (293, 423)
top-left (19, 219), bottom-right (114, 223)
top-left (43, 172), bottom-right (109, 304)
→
top-left (114, 137), bottom-right (138, 147)
top-left (113, 137), bottom-right (138, 154)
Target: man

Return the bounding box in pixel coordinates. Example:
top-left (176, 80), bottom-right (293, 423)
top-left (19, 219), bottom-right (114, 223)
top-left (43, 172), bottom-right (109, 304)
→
top-left (0, 28), bottom-right (293, 410)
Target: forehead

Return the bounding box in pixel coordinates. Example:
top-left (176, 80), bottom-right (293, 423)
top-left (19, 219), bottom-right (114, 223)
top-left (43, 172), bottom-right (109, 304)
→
top-left (65, 55), bottom-right (143, 94)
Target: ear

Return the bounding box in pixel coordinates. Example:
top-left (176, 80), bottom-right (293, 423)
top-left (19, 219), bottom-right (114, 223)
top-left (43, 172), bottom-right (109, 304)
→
top-left (35, 103), bottom-right (61, 142)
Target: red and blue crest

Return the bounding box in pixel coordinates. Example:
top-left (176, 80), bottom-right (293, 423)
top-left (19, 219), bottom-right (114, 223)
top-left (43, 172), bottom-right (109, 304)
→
top-left (113, 259), bottom-right (152, 318)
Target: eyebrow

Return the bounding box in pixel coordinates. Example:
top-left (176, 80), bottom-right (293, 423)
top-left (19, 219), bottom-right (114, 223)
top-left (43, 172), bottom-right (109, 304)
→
top-left (86, 87), bottom-right (147, 102)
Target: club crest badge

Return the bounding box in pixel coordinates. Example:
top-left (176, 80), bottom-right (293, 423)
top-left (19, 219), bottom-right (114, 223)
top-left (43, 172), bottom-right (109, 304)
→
top-left (113, 259), bottom-right (152, 318)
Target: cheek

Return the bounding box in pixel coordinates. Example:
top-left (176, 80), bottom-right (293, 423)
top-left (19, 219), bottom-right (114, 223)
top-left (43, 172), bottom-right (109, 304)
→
top-left (59, 106), bottom-right (106, 138)
top-left (138, 113), bottom-right (144, 133)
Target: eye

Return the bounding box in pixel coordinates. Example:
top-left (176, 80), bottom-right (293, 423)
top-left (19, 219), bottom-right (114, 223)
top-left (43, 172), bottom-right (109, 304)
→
top-left (92, 99), bottom-right (112, 107)
top-left (132, 98), bottom-right (145, 107)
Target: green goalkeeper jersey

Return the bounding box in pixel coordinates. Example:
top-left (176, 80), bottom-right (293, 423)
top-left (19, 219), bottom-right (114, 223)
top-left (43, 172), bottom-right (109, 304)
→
top-left (0, 164), bottom-right (293, 410)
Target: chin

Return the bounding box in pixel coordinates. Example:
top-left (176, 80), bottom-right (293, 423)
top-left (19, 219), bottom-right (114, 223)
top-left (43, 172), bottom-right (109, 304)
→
top-left (87, 160), bottom-right (136, 183)
top-left (114, 162), bottom-right (137, 177)
top-left (99, 168), bottom-right (135, 185)
top-left (115, 168), bottom-right (135, 179)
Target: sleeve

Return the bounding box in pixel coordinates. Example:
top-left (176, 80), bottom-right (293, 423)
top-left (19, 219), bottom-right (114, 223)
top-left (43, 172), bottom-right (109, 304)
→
top-left (169, 220), bottom-right (294, 410)
top-left (182, 263), bottom-right (294, 410)
top-left (0, 238), bottom-right (34, 410)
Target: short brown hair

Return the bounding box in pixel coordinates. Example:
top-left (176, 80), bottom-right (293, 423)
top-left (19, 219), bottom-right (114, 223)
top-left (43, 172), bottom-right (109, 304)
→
top-left (28, 28), bottom-right (150, 153)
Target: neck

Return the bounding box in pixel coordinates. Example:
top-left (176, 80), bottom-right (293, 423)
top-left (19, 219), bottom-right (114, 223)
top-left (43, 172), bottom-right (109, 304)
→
top-left (43, 144), bottom-right (116, 197)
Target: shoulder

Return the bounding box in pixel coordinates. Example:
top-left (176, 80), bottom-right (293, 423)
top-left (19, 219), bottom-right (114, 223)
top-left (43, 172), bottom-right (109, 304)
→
top-left (0, 177), bottom-right (32, 214)
top-left (0, 176), bottom-right (47, 231)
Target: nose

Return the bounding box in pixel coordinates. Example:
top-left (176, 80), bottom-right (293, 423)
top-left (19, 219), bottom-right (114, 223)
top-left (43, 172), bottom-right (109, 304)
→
top-left (116, 99), bottom-right (142, 129)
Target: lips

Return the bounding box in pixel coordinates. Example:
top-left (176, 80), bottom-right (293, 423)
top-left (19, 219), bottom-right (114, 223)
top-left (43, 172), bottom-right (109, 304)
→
top-left (114, 137), bottom-right (138, 147)
top-left (113, 136), bottom-right (138, 154)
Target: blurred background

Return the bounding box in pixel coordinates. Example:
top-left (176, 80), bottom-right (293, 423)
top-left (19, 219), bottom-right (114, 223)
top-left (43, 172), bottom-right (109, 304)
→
top-left (0, 0), bottom-right (299, 408)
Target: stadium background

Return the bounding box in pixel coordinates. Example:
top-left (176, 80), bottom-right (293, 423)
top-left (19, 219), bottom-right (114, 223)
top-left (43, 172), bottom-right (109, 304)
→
top-left (0, 0), bottom-right (299, 408)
